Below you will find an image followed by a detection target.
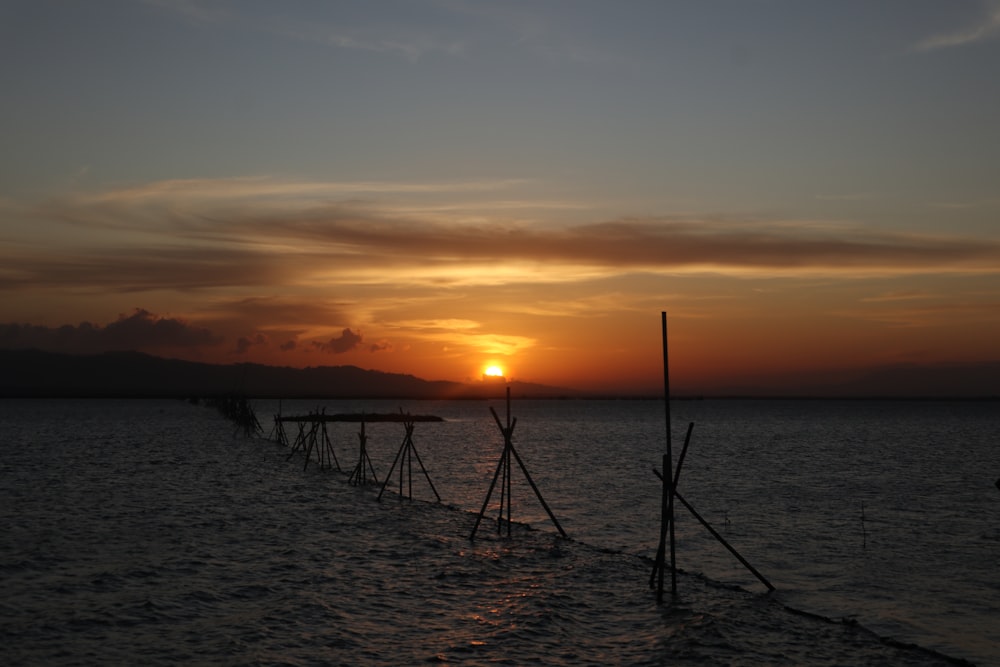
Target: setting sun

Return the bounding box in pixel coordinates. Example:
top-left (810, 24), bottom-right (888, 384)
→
top-left (3, 2), bottom-right (1000, 403)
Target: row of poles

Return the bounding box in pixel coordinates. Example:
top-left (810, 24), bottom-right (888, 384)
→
top-left (267, 397), bottom-right (566, 541)
top-left (271, 410), bottom-right (442, 504)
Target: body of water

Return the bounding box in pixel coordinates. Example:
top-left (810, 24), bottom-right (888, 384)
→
top-left (2, 397), bottom-right (997, 665)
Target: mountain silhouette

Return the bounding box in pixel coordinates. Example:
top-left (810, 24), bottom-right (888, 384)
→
top-left (0, 349), bottom-right (577, 399)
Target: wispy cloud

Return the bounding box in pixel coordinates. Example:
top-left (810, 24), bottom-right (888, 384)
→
top-left (399, 327), bottom-right (535, 356)
top-left (7, 178), bottom-right (1000, 298)
top-left (263, 12), bottom-right (465, 62)
top-left (842, 299), bottom-right (1000, 328)
top-left (913, 2), bottom-right (1000, 52)
top-left (382, 317), bottom-right (534, 354)
top-left (74, 177), bottom-right (528, 206)
top-left (144, 0), bottom-right (623, 66)
top-left (929, 198), bottom-right (1000, 210)
top-left (144, 0), bottom-right (464, 61)
top-left (860, 290), bottom-right (933, 303)
top-left (7, 176), bottom-right (1000, 371)
top-left (205, 296), bottom-right (353, 329)
top-left (285, 24), bottom-right (463, 61)
top-left (391, 319), bottom-right (483, 332)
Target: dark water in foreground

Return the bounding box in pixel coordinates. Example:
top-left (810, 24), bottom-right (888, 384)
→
top-left (1, 398), bottom-right (997, 665)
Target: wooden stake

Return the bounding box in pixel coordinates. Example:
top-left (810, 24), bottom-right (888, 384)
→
top-left (654, 311), bottom-right (677, 602)
top-left (650, 422), bottom-right (693, 589)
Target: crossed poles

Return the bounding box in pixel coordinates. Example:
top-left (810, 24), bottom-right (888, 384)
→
top-left (652, 312), bottom-right (773, 601)
top-left (378, 415), bottom-right (441, 502)
top-left (649, 422), bottom-right (774, 596)
top-left (348, 420), bottom-right (379, 486)
top-left (470, 387), bottom-right (567, 540)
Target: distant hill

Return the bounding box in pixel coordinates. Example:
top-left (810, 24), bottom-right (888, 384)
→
top-left (3, 349), bottom-right (995, 400)
top-left (0, 349), bottom-right (579, 399)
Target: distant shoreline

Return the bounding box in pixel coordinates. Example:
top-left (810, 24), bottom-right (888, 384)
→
top-left (2, 348), bottom-right (997, 401)
top-left (1, 392), bottom-right (996, 402)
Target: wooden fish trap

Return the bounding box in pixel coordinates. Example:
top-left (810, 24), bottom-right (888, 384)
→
top-left (470, 387), bottom-right (567, 540)
top-left (273, 411), bottom-right (445, 493)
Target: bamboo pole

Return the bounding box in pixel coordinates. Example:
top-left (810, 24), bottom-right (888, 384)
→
top-left (286, 422), bottom-right (307, 460)
top-left (349, 420), bottom-right (378, 485)
top-left (505, 391), bottom-right (513, 535)
top-left (379, 431), bottom-right (409, 499)
top-left (470, 439), bottom-right (508, 539)
top-left (505, 433), bottom-right (568, 538)
top-left (302, 422), bottom-right (316, 471)
top-left (650, 464), bottom-right (774, 591)
top-left (377, 419), bottom-right (441, 502)
top-left (673, 489), bottom-right (775, 591)
top-left (649, 422), bottom-right (694, 589)
top-left (322, 423), bottom-right (340, 471)
top-left (491, 406), bottom-right (515, 534)
top-left (654, 311), bottom-right (677, 602)
top-left (407, 431), bottom-right (441, 502)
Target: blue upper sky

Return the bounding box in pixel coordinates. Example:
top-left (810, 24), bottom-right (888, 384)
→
top-left (4, 1), bottom-right (998, 229)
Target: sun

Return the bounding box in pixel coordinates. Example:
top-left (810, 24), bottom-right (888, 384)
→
top-left (484, 365), bottom-right (504, 378)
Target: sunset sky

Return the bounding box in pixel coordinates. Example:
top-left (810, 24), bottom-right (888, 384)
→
top-left (2, 1), bottom-right (999, 395)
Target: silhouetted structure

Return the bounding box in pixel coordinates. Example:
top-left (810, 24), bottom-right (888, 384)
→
top-left (209, 394), bottom-right (262, 438)
top-left (651, 312), bottom-right (773, 600)
top-left (348, 420), bottom-right (378, 486)
top-left (271, 411), bottom-right (444, 485)
top-left (470, 387), bottom-right (567, 540)
top-left (378, 411), bottom-right (441, 502)
top-left (283, 410), bottom-right (340, 471)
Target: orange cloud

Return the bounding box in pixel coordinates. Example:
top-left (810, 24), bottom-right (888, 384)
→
top-left (4, 179), bottom-right (1000, 392)
top-left (7, 180), bottom-right (1000, 299)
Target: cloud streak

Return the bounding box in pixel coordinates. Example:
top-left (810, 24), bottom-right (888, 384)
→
top-left (914, 3), bottom-right (1000, 51)
top-left (145, 0), bottom-right (465, 62)
top-left (5, 179), bottom-right (1000, 298)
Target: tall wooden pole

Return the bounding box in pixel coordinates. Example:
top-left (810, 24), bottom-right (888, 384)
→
top-left (505, 388), bottom-right (512, 535)
top-left (656, 311), bottom-right (677, 601)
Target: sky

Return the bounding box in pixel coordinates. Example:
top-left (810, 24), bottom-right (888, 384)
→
top-left (2, 0), bottom-right (999, 395)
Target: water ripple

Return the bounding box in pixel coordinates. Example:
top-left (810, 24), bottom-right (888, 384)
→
top-left (0, 398), bottom-right (989, 666)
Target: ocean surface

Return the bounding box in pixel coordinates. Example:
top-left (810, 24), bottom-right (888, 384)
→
top-left (1, 397), bottom-right (997, 666)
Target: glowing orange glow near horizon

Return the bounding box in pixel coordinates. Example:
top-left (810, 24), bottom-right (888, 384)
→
top-left (2, 4), bottom-right (1000, 402)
